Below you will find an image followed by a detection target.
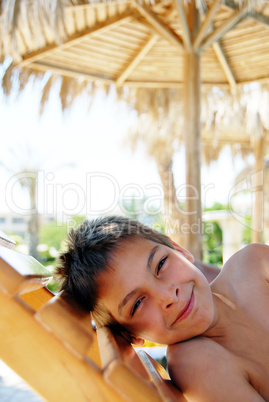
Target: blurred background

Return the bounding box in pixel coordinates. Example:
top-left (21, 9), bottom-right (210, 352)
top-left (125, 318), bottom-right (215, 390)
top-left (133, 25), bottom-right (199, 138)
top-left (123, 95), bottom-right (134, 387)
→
top-left (0, 1), bottom-right (269, 398)
top-left (0, 0), bottom-right (268, 289)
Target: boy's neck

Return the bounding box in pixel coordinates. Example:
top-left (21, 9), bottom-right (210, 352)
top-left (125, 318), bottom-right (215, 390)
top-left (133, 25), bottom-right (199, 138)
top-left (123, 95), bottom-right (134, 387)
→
top-left (202, 292), bottom-right (236, 341)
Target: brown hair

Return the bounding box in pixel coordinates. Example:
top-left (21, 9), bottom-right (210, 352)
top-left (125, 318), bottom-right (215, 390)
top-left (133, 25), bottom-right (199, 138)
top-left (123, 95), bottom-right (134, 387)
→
top-left (56, 215), bottom-right (174, 328)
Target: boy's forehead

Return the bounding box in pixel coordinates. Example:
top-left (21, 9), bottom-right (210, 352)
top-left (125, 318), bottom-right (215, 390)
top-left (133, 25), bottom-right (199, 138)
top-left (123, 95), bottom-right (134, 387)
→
top-left (98, 238), bottom-right (162, 290)
top-left (113, 237), bottom-right (161, 260)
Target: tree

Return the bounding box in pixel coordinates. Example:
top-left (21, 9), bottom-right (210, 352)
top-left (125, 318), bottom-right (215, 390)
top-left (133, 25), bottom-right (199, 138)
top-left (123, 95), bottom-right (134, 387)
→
top-left (127, 88), bottom-right (187, 246)
top-left (0, 139), bottom-right (75, 259)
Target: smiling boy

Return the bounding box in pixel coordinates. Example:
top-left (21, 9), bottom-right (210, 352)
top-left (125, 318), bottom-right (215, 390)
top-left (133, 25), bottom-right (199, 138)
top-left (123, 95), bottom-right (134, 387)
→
top-left (56, 216), bottom-right (269, 401)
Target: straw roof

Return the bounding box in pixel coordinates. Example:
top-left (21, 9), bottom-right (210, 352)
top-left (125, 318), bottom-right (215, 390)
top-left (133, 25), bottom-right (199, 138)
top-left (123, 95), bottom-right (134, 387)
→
top-left (1, 0), bottom-right (269, 88)
top-left (1, 0), bottom-right (269, 163)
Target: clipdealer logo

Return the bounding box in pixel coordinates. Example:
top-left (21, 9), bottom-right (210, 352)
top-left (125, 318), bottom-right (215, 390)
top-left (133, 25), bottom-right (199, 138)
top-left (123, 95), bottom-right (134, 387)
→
top-left (228, 170), bottom-right (264, 232)
top-left (5, 171), bottom-right (216, 226)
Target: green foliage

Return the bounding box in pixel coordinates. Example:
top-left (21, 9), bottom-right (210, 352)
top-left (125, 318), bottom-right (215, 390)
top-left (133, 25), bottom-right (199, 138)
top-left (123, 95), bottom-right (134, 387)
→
top-left (7, 234), bottom-right (24, 245)
top-left (242, 215), bottom-right (251, 244)
top-left (39, 222), bottom-right (69, 250)
top-left (202, 202), bottom-right (227, 266)
top-left (203, 221), bottom-right (223, 266)
top-left (39, 215), bottom-right (86, 293)
top-left (205, 202), bottom-right (228, 211)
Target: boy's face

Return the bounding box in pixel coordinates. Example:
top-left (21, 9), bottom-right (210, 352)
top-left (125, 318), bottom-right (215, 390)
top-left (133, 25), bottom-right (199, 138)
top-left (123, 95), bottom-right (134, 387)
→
top-left (98, 238), bottom-right (214, 345)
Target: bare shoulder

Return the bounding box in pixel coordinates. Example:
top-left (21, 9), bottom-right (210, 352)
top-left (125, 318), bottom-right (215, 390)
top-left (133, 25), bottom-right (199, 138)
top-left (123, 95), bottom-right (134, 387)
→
top-left (167, 337), bottom-right (234, 384)
top-left (222, 243), bottom-right (269, 282)
top-left (167, 337), bottom-right (264, 402)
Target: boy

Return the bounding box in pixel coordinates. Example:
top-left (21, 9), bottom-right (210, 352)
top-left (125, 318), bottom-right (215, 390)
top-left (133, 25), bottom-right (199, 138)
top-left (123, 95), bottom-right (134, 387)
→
top-left (56, 216), bottom-right (269, 401)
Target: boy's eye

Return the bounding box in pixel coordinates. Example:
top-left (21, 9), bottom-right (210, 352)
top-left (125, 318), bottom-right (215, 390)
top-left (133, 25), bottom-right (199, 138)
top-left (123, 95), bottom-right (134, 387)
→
top-left (157, 256), bottom-right (167, 275)
top-left (131, 298), bottom-right (144, 316)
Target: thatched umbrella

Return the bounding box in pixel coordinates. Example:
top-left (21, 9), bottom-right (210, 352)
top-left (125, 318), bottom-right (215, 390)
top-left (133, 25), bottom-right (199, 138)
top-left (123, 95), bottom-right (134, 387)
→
top-left (1, 0), bottom-right (269, 258)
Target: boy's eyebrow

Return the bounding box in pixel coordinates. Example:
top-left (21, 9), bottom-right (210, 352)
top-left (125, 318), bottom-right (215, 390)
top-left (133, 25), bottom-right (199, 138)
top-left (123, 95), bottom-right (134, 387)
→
top-left (118, 245), bottom-right (160, 315)
top-left (146, 245), bottom-right (159, 271)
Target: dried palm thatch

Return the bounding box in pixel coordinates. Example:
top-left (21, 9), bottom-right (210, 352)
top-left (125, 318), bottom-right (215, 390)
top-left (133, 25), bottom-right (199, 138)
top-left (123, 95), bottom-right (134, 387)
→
top-left (126, 83), bottom-right (269, 165)
top-left (2, 57), bottom-right (268, 163)
top-left (0, 0), bottom-right (264, 57)
top-left (1, 0), bottom-right (269, 257)
top-left (0, 0), bottom-right (268, 86)
top-left (1, 0), bottom-right (268, 127)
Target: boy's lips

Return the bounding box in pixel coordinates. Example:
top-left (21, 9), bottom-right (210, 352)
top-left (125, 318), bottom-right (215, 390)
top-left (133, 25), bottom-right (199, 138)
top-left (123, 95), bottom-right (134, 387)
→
top-left (172, 290), bottom-right (194, 325)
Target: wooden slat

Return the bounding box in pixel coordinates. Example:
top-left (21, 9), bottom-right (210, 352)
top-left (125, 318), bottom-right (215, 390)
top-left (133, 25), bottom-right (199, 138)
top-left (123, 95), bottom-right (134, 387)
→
top-left (97, 327), bottom-right (164, 402)
top-left (116, 24), bottom-right (149, 39)
top-left (82, 37), bottom-right (135, 55)
top-left (104, 360), bottom-right (163, 402)
top-left (37, 291), bottom-right (94, 358)
top-left (42, 52), bottom-right (121, 73)
top-left (0, 231), bottom-right (16, 249)
top-left (20, 287), bottom-right (54, 311)
top-left (20, 11), bottom-right (134, 67)
top-left (116, 34), bottom-right (158, 85)
top-left (78, 41), bottom-right (134, 58)
top-left (222, 33), bottom-right (269, 49)
top-left (49, 50), bottom-right (123, 69)
top-left (137, 350), bottom-right (183, 401)
top-left (0, 246), bottom-right (52, 296)
top-left (98, 27), bottom-right (145, 45)
top-left (97, 30), bottom-right (141, 49)
top-left (97, 327), bottom-right (183, 401)
top-left (86, 327), bottom-right (102, 368)
top-left (0, 289), bottom-right (123, 402)
top-left (64, 44), bottom-right (128, 62)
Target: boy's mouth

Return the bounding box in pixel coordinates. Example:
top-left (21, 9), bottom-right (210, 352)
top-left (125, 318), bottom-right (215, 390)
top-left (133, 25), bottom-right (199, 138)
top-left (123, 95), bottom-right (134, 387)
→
top-left (172, 290), bottom-right (194, 325)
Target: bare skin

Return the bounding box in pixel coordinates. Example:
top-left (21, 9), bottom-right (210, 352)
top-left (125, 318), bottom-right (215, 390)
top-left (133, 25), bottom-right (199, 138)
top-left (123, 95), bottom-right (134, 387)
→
top-left (98, 239), bottom-right (269, 401)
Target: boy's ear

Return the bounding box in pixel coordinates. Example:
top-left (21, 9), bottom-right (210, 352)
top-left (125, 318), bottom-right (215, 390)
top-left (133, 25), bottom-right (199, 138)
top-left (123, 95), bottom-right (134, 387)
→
top-left (171, 240), bottom-right (195, 263)
top-left (121, 330), bottom-right (145, 346)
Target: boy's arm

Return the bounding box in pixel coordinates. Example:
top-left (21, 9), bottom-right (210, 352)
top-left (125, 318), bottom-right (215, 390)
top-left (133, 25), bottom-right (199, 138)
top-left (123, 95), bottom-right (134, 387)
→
top-left (167, 338), bottom-right (264, 402)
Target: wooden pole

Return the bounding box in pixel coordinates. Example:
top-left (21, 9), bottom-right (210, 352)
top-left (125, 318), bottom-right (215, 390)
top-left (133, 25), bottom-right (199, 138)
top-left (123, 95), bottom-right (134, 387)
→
top-left (251, 135), bottom-right (264, 243)
top-left (183, 1), bottom-right (202, 259)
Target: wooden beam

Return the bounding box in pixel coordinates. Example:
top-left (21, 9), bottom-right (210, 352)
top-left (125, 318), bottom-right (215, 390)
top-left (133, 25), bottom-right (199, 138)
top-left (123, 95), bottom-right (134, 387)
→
top-left (20, 11), bottom-right (133, 67)
top-left (183, 1), bottom-right (203, 260)
top-left (249, 11), bottom-right (269, 28)
top-left (30, 62), bottom-right (114, 84)
top-left (222, 0), bottom-right (240, 10)
top-left (134, 2), bottom-right (184, 49)
top-left (173, 0), bottom-right (192, 50)
top-left (66, 1), bottom-right (132, 11)
top-left (199, 5), bottom-right (249, 52)
top-left (223, 0), bottom-right (269, 27)
top-left (116, 35), bottom-right (158, 86)
top-left (251, 135), bottom-right (265, 243)
top-left (0, 290), bottom-right (123, 402)
top-left (212, 41), bottom-right (237, 88)
top-left (193, 0), bottom-right (221, 51)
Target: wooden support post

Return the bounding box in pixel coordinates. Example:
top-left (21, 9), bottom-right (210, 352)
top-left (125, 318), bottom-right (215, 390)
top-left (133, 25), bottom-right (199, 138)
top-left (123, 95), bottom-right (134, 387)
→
top-left (183, 1), bottom-right (202, 260)
top-left (252, 135), bottom-right (264, 243)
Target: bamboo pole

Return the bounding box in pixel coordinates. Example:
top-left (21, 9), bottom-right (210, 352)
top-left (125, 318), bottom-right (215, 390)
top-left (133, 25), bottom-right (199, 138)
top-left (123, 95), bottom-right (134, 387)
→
top-left (251, 135), bottom-right (264, 243)
top-left (183, 1), bottom-right (202, 260)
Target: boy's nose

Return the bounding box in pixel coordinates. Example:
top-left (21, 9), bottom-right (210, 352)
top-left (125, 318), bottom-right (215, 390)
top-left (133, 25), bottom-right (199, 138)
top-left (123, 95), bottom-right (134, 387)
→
top-left (160, 286), bottom-right (179, 310)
